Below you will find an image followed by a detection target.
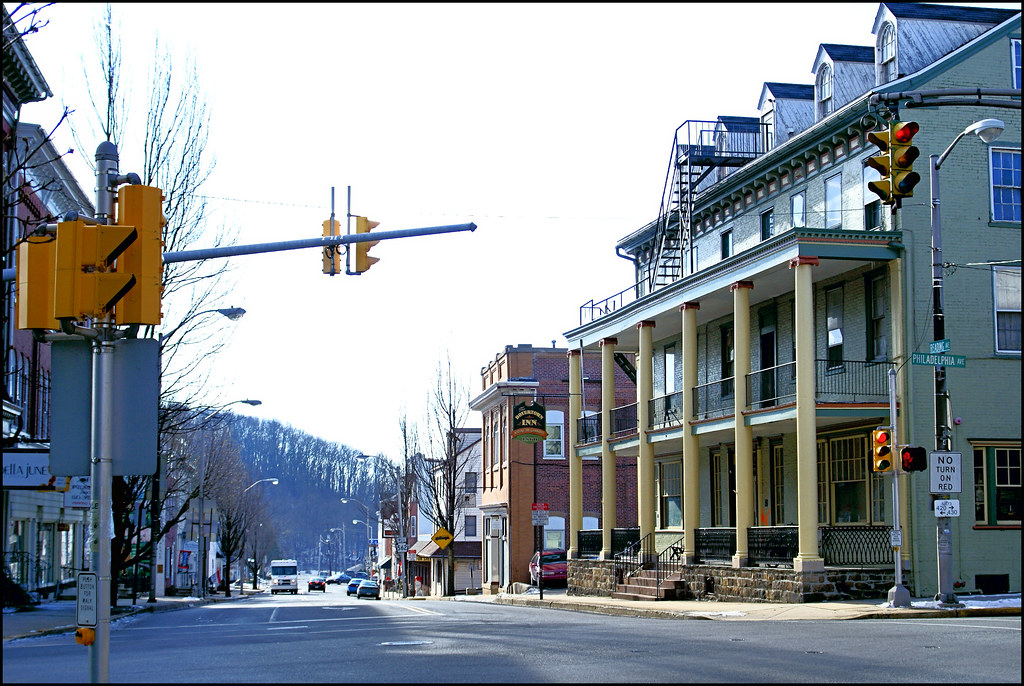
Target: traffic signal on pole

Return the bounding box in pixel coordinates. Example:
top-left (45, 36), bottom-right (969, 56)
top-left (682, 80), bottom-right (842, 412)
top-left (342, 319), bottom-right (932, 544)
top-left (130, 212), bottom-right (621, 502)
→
top-left (866, 126), bottom-right (894, 205)
top-left (114, 185), bottom-right (164, 325)
top-left (900, 445), bottom-right (928, 472)
top-left (871, 428), bottom-right (893, 473)
top-left (53, 219), bottom-right (137, 321)
top-left (889, 121), bottom-right (921, 199)
top-left (15, 235), bottom-right (59, 330)
top-left (322, 218), bottom-right (341, 275)
top-left (353, 216), bottom-right (380, 274)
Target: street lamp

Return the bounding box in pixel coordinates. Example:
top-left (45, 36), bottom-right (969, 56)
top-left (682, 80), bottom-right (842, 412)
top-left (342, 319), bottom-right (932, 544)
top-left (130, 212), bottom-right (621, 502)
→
top-left (929, 118), bottom-right (1004, 606)
top-left (243, 477), bottom-right (279, 493)
top-left (353, 518), bottom-right (376, 573)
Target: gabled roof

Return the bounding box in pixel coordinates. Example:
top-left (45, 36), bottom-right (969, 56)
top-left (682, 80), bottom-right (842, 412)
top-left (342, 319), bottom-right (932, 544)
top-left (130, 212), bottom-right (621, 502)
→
top-left (882, 2), bottom-right (1018, 24)
top-left (820, 43), bottom-right (875, 63)
top-left (763, 82), bottom-right (815, 100)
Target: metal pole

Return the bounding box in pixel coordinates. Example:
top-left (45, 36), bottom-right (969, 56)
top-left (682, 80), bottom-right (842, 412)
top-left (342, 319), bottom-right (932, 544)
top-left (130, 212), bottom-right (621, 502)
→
top-left (90, 336), bottom-right (115, 683)
top-left (886, 367), bottom-right (910, 607)
top-left (198, 449), bottom-right (206, 600)
top-left (930, 154), bottom-right (958, 606)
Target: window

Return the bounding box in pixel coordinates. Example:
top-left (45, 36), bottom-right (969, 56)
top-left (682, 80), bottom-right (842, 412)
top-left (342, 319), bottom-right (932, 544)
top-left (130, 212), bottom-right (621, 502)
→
top-left (791, 192), bottom-right (806, 228)
top-left (544, 517), bottom-right (565, 550)
top-left (994, 267), bottom-right (1021, 353)
top-left (863, 161), bottom-right (883, 230)
top-left (974, 445), bottom-right (1021, 525)
top-left (816, 64), bottom-right (833, 119)
top-left (659, 461), bottom-right (682, 528)
top-left (826, 286), bottom-right (844, 369)
top-left (664, 344), bottom-right (676, 394)
top-left (762, 107), bottom-right (775, 150)
top-left (825, 173), bottom-right (842, 228)
top-left (771, 444), bottom-right (785, 525)
top-left (878, 23), bottom-right (897, 84)
top-left (721, 230), bottom-right (732, 260)
top-left (990, 148), bottom-right (1021, 222)
top-left (830, 435), bottom-right (869, 524)
top-left (465, 515), bottom-right (477, 537)
top-left (868, 273), bottom-right (887, 361)
top-left (1013, 38), bottom-right (1021, 90)
top-left (544, 410), bottom-right (564, 458)
top-left (464, 471), bottom-right (477, 494)
top-left (760, 208), bottom-right (774, 241)
top-left (721, 325), bottom-right (734, 397)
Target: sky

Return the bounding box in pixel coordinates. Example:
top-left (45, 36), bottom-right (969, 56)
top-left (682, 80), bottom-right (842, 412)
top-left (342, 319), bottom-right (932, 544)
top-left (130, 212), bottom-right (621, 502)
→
top-left (13, 2), bottom-right (1018, 460)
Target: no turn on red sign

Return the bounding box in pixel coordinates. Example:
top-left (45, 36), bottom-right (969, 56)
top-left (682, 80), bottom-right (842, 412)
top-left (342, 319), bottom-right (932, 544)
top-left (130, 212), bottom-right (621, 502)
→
top-left (531, 503), bottom-right (549, 526)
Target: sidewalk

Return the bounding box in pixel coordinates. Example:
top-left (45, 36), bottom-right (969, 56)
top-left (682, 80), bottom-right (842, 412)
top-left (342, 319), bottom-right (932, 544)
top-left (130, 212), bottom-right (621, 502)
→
top-left (3, 588), bottom-right (264, 642)
top-left (5, 587), bottom-right (1018, 642)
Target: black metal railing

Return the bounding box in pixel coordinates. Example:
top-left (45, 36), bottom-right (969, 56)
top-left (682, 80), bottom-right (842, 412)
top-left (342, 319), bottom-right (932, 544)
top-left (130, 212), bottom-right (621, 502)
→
top-left (656, 535), bottom-right (686, 593)
top-left (814, 360), bottom-right (889, 403)
top-left (820, 525), bottom-right (893, 567)
top-left (747, 526), bottom-right (798, 567)
top-left (614, 532), bottom-right (653, 584)
top-left (693, 378), bottom-right (734, 420)
top-left (578, 415), bottom-right (600, 444)
top-left (649, 391), bottom-right (684, 428)
top-left (3, 550), bottom-right (54, 590)
top-left (695, 528), bottom-right (736, 564)
top-left (577, 530), bottom-right (602, 558)
top-left (612, 528), bottom-right (641, 555)
top-left (746, 362), bottom-right (796, 410)
top-left (611, 402), bottom-right (637, 435)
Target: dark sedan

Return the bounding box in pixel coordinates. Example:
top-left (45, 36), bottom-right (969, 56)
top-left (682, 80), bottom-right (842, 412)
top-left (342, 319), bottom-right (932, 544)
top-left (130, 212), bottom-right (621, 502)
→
top-left (308, 577), bottom-right (326, 592)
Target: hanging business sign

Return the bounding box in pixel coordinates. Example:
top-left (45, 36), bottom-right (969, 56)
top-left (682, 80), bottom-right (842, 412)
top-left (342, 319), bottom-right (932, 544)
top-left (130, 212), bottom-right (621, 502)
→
top-left (511, 401), bottom-right (547, 444)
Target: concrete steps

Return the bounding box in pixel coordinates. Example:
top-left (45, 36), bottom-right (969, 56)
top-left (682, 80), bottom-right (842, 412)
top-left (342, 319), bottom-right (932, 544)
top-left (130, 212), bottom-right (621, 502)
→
top-left (612, 568), bottom-right (687, 601)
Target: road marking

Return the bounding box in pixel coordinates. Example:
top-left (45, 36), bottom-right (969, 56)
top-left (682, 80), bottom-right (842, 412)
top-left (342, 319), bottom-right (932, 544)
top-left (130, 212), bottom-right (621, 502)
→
top-left (404, 604), bottom-right (441, 616)
top-left (866, 619), bottom-right (1020, 631)
top-left (266, 625), bottom-right (308, 631)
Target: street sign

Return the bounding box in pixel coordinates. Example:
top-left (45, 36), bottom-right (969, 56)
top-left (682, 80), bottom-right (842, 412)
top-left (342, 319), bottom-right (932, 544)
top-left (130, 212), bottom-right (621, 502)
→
top-left (929, 339), bottom-right (951, 354)
top-left (911, 352), bottom-right (966, 368)
top-left (77, 572), bottom-right (97, 627)
top-left (431, 527), bottom-right (453, 550)
top-left (929, 451), bottom-right (962, 494)
top-left (531, 502), bottom-right (549, 526)
top-left (934, 499), bottom-right (961, 517)
top-left (394, 541), bottom-right (408, 553)
top-left (890, 529), bottom-right (903, 548)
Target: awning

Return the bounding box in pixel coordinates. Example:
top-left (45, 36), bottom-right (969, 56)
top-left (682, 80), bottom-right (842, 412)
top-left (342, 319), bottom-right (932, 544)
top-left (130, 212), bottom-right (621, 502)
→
top-left (416, 541), bottom-right (440, 560)
top-left (378, 556), bottom-right (392, 570)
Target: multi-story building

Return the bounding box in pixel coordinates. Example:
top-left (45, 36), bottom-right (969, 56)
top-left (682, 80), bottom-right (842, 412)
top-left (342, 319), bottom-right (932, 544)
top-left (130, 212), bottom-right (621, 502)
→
top-left (470, 344), bottom-right (637, 592)
top-left (562, 3), bottom-right (1020, 602)
top-left (3, 6), bottom-right (94, 603)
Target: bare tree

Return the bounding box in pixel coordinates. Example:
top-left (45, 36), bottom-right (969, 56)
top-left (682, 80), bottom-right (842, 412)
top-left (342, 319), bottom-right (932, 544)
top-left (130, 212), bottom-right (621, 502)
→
top-left (411, 353), bottom-right (473, 596)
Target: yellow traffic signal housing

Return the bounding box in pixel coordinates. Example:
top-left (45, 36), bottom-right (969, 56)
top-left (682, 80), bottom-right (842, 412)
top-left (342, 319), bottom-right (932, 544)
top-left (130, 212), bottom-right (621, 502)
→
top-left (322, 218), bottom-right (341, 275)
top-left (871, 428), bottom-right (893, 473)
top-left (53, 220), bottom-right (137, 321)
top-left (114, 185), bottom-right (164, 325)
top-left (353, 216), bottom-right (380, 274)
top-left (16, 235), bottom-right (60, 330)
top-left (75, 627), bottom-right (96, 646)
top-left (889, 121), bottom-right (921, 199)
top-left (866, 127), bottom-right (894, 205)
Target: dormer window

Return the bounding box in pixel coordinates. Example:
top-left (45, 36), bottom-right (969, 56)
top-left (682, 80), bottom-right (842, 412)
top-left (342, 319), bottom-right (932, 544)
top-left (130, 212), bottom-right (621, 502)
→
top-left (878, 23), bottom-right (896, 84)
top-left (816, 64), bottom-right (833, 119)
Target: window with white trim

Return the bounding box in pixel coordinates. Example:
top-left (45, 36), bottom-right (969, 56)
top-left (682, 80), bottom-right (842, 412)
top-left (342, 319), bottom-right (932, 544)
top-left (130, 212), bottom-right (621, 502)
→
top-left (721, 229), bottom-right (733, 260)
top-left (878, 23), bottom-right (897, 84)
top-left (760, 208), bottom-right (774, 241)
top-left (990, 148), bottom-right (1021, 222)
top-left (664, 343), bottom-right (676, 394)
top-left (1012, 38), bottom-right (1021, 90)
top-left (826, 285), bottom-right (844, 369)
top-left (825, 173), bottom-right (842, 228)
top-left (994, 266), bottom-right (1021, 354)
top-left (791, 191), bottom-right (806, 228)
top-left (816, 64), bottom-right (833, 119)
top-left (543, 410), bottom-right (564, 458)
top-left (974, 445), bottom-right (1021, 525)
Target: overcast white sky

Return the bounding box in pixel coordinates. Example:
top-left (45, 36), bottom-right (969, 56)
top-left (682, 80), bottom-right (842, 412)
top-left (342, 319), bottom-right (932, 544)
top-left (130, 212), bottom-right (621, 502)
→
top-left (14, 2), bottom-right (1017, 460)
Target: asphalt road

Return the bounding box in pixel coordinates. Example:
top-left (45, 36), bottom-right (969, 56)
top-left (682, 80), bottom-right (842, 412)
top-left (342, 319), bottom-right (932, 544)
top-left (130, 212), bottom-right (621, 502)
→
top-left (2, 586), bottom-right (1020, 683)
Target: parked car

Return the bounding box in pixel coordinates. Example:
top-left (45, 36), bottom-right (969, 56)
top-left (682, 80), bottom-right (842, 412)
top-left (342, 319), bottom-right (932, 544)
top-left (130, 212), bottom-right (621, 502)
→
top-left (346, 577), bottom-right (363, 596)
top-left (308, 577), bottom-right (326, 592)
top-left (529, 549), bottom-right (567, 586)
top-left (325, 572), bottom-right (346, 585)
top-left (355, 579), bottom-right (380, 600)
top-left (351, 571), bottom-right (369, 580)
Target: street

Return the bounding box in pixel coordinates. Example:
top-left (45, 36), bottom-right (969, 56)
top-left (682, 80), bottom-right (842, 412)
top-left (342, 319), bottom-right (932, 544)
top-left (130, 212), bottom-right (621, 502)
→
top-left (2, 588), bottom-right (1020, 683)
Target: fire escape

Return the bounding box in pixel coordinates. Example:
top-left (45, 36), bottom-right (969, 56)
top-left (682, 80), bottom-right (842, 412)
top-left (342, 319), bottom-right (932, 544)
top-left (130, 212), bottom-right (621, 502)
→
top-left (647, 118), bottom-right (770, 293)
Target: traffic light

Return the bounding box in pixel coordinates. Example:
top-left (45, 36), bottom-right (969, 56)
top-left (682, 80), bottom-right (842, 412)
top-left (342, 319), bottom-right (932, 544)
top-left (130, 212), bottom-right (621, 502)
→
top-left (114, 185), bottom-right (164, 325)
top-left (866, 126), bottom-right (894, 205)
top-left (53, 220), bottom-right (137, 321)
top-left (322, 218), bottom-right (341, 275)
top-left (16, 235), bottom-right (59, 330)
top-left (889, 121), bottom-right (921, 199)
top-left (352, 216), bottom-right (380, 274)
top-left (901, 445), bottom-right (928, 472)
top-left (871, 428), bottom-right (893, 472)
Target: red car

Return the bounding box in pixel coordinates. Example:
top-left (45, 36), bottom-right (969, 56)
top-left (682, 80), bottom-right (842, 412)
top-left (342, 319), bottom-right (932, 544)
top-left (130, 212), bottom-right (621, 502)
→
top-left (529, 549), bottom-right (567, 586)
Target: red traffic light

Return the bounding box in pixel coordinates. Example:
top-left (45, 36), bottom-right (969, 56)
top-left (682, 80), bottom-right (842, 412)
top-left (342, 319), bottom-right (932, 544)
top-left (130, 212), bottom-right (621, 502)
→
top-left (901, 446), bottom-right (928, 472)
top-left (874, 430), bottom-right (890, 444)
top-left (893, 121), bottom-right (919, 143)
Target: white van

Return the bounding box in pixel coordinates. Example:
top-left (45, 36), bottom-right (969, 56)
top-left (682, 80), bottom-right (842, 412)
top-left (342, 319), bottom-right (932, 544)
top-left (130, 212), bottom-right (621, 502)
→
top-left (270, 559), bottom-right (298, 595)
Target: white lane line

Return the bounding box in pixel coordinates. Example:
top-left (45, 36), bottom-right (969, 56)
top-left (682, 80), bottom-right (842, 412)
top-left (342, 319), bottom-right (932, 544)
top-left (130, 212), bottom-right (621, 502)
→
top-left (267, 625), bottom-right (308, 630)
top-left (865, 619), bottom-right (1020, 631)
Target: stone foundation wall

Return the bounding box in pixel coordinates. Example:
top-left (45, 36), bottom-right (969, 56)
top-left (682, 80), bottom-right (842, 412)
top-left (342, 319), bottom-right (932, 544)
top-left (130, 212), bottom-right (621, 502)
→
top-left (567, 559), bottom-right (910, 603)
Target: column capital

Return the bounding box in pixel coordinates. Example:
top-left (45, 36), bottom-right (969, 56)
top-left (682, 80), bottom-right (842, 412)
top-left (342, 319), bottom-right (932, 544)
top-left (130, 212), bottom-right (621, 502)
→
top-left (789, 255), bottom-right (820, 269)
top-left (637, 320), bottom-right (656, 330)
top-left (567, 349), bottom-right (581, 358)
top-left (729, 280), bottom-right (754, 292)
top-left (599, 337), bottom-right (618, 347)
top-left (679, 301), bottom-right (700, 311)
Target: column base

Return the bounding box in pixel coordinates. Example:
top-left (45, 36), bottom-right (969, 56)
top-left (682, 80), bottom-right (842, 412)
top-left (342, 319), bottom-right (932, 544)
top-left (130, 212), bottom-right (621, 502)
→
top-left (598, 550), bottom-right (614, 561)
top-left (792, 556), bottom-right (825, 573)
top-left (731, 554), bottom-right (748, 568)
top-left (682, 553), bottom-right (698, 565)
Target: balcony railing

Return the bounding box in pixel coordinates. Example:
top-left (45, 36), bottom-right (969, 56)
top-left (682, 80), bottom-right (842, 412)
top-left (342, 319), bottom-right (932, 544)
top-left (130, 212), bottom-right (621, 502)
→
top-left (813, 359), bottom-right (890, 403)
top-left (611, 403), bottom-right (637, 435)
top-left (650, 391), bottom-right (684, 428)
top-left (578, 415), bottom-right (600, 444)
top-left (746, 361), bottom-right (796, 410)
top-left (692, 377), bottom-right (734, 421)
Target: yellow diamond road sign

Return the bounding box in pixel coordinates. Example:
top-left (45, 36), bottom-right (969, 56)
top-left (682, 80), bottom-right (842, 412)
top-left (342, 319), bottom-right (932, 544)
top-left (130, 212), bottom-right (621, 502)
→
top-left (431, 527), bottom-right (453, 550)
